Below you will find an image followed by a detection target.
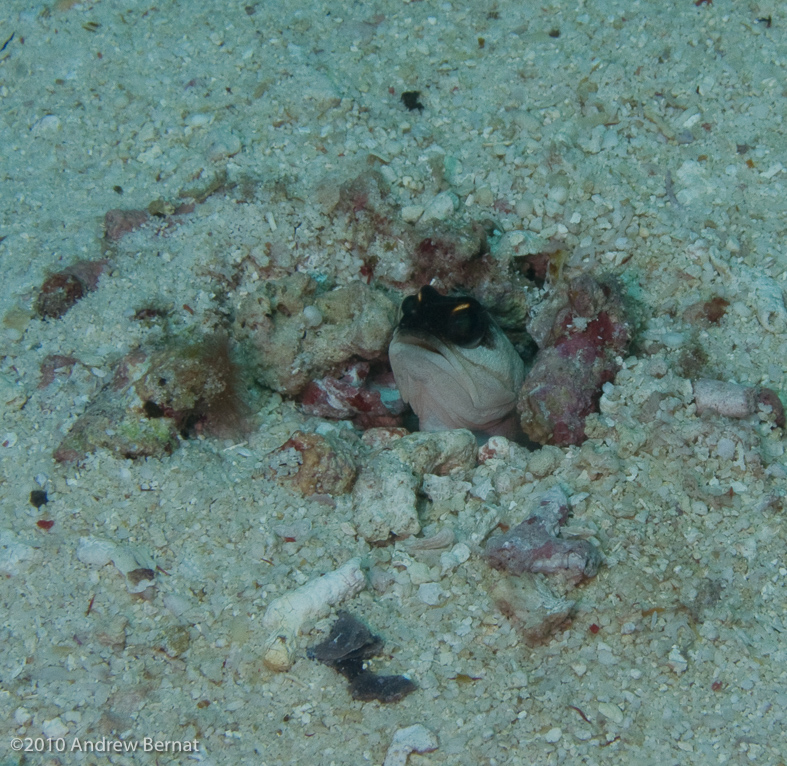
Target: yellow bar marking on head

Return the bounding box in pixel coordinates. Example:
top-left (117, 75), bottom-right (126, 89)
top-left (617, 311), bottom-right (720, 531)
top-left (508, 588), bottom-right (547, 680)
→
top-left (451, 302), bottom-right (471, 314)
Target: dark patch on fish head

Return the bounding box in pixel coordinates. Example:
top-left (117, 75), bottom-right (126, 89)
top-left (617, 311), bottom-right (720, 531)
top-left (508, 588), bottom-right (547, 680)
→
top-left (398, 285), bottom-right (490, 348)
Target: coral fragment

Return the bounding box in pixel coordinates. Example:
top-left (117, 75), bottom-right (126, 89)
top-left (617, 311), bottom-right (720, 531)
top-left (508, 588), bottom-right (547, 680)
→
top-left (485, 486), bottom-right (600, 584)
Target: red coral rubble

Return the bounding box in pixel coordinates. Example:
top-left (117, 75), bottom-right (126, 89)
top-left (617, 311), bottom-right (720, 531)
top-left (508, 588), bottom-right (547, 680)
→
top-left (518, 275), bottom-right (630, 446)
top-left (300, 361), bottom-right (406, 429)
top-left (104, 209), bottom-right (150, 240)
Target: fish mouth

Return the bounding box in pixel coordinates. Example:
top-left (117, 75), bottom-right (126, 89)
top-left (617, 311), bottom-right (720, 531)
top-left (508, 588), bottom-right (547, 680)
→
top-left (392, 327), bottom-right (483, 355)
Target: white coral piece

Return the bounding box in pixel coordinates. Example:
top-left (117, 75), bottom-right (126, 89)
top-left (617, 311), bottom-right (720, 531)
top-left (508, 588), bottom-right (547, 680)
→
top-left (261, 557), bottom-right (366, 672)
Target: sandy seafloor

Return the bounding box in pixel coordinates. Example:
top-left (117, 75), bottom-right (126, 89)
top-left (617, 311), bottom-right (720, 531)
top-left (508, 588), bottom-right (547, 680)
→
top-left (2, 0), bottom-right (787, 764)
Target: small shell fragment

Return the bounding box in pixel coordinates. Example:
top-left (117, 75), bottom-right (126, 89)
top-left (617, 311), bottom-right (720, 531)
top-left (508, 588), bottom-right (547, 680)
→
top-left (0, 529), bottom-right (37, 577)
top-left (752, 274), bottom-right (787, 333)
top-left (598, 701), bottom-right (624, 724)
top-left (76, 537), bottom-right (157, 593)
top-left (383, 724), bottom-right (439, 766)
top-left (76, 537), bottom-right (117, 568)
top-left (667, 645), bottom-right (688, 674)
top-left (401, 527), bottom-right (455, 551)
top-left (302, 305), bottom-right (323, 327)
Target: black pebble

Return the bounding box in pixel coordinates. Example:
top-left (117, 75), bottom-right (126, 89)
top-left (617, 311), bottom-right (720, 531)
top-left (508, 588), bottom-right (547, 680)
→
top-left (30, 489), bottom-right (48, 508)
top-left (143, 400), bottom-right (165, 418)
top-left (350, 673), bottom-right (417, 703)
top-left (307, 610), bottom-right (382, 663)
top-left (307, 611), bottom-right (383, 679)
top-left (308, 611), bottom-right (417, 703)
top-left (401, 91), bottom-right (424, 112)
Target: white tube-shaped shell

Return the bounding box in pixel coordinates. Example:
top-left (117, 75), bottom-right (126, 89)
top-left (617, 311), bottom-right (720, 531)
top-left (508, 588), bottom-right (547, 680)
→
top-left (261, 557), bottom-right (366, 671)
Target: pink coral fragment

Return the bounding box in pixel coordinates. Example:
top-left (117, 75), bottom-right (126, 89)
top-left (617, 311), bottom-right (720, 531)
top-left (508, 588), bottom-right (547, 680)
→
top-left (693, 379), bottom-right (785, 428)
top-left (485, 486), bottom-right (600, 584)
top-left (518, 275), bottom-right (630, 446)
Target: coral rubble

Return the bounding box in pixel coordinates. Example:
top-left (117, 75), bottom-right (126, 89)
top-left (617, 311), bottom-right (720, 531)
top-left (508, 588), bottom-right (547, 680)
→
top-left (518, 274), bottom-right (630, 445)
top-left (234, 273), bottom-right (396, 397)
top-left (485, 486), bottom-right (601, 584)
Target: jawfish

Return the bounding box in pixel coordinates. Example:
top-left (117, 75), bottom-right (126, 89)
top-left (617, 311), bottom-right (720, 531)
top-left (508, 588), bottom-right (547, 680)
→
top-left (389, 285), bottom-right (525, 438)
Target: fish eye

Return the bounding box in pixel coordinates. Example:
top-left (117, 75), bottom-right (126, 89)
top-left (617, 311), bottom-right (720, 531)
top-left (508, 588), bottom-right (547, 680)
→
top-left (444, 302), bottom-right (481, 344)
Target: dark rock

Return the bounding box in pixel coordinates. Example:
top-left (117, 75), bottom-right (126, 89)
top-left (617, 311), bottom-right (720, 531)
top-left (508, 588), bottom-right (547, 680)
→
top-left (308, 611), bottom-right (416, 704)
top-left (350, 673), bottom-right (417, 703)
top-left (30, 490), bottom-right (48, 508)
top-left (307, 610), bottom-right (383, 678)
